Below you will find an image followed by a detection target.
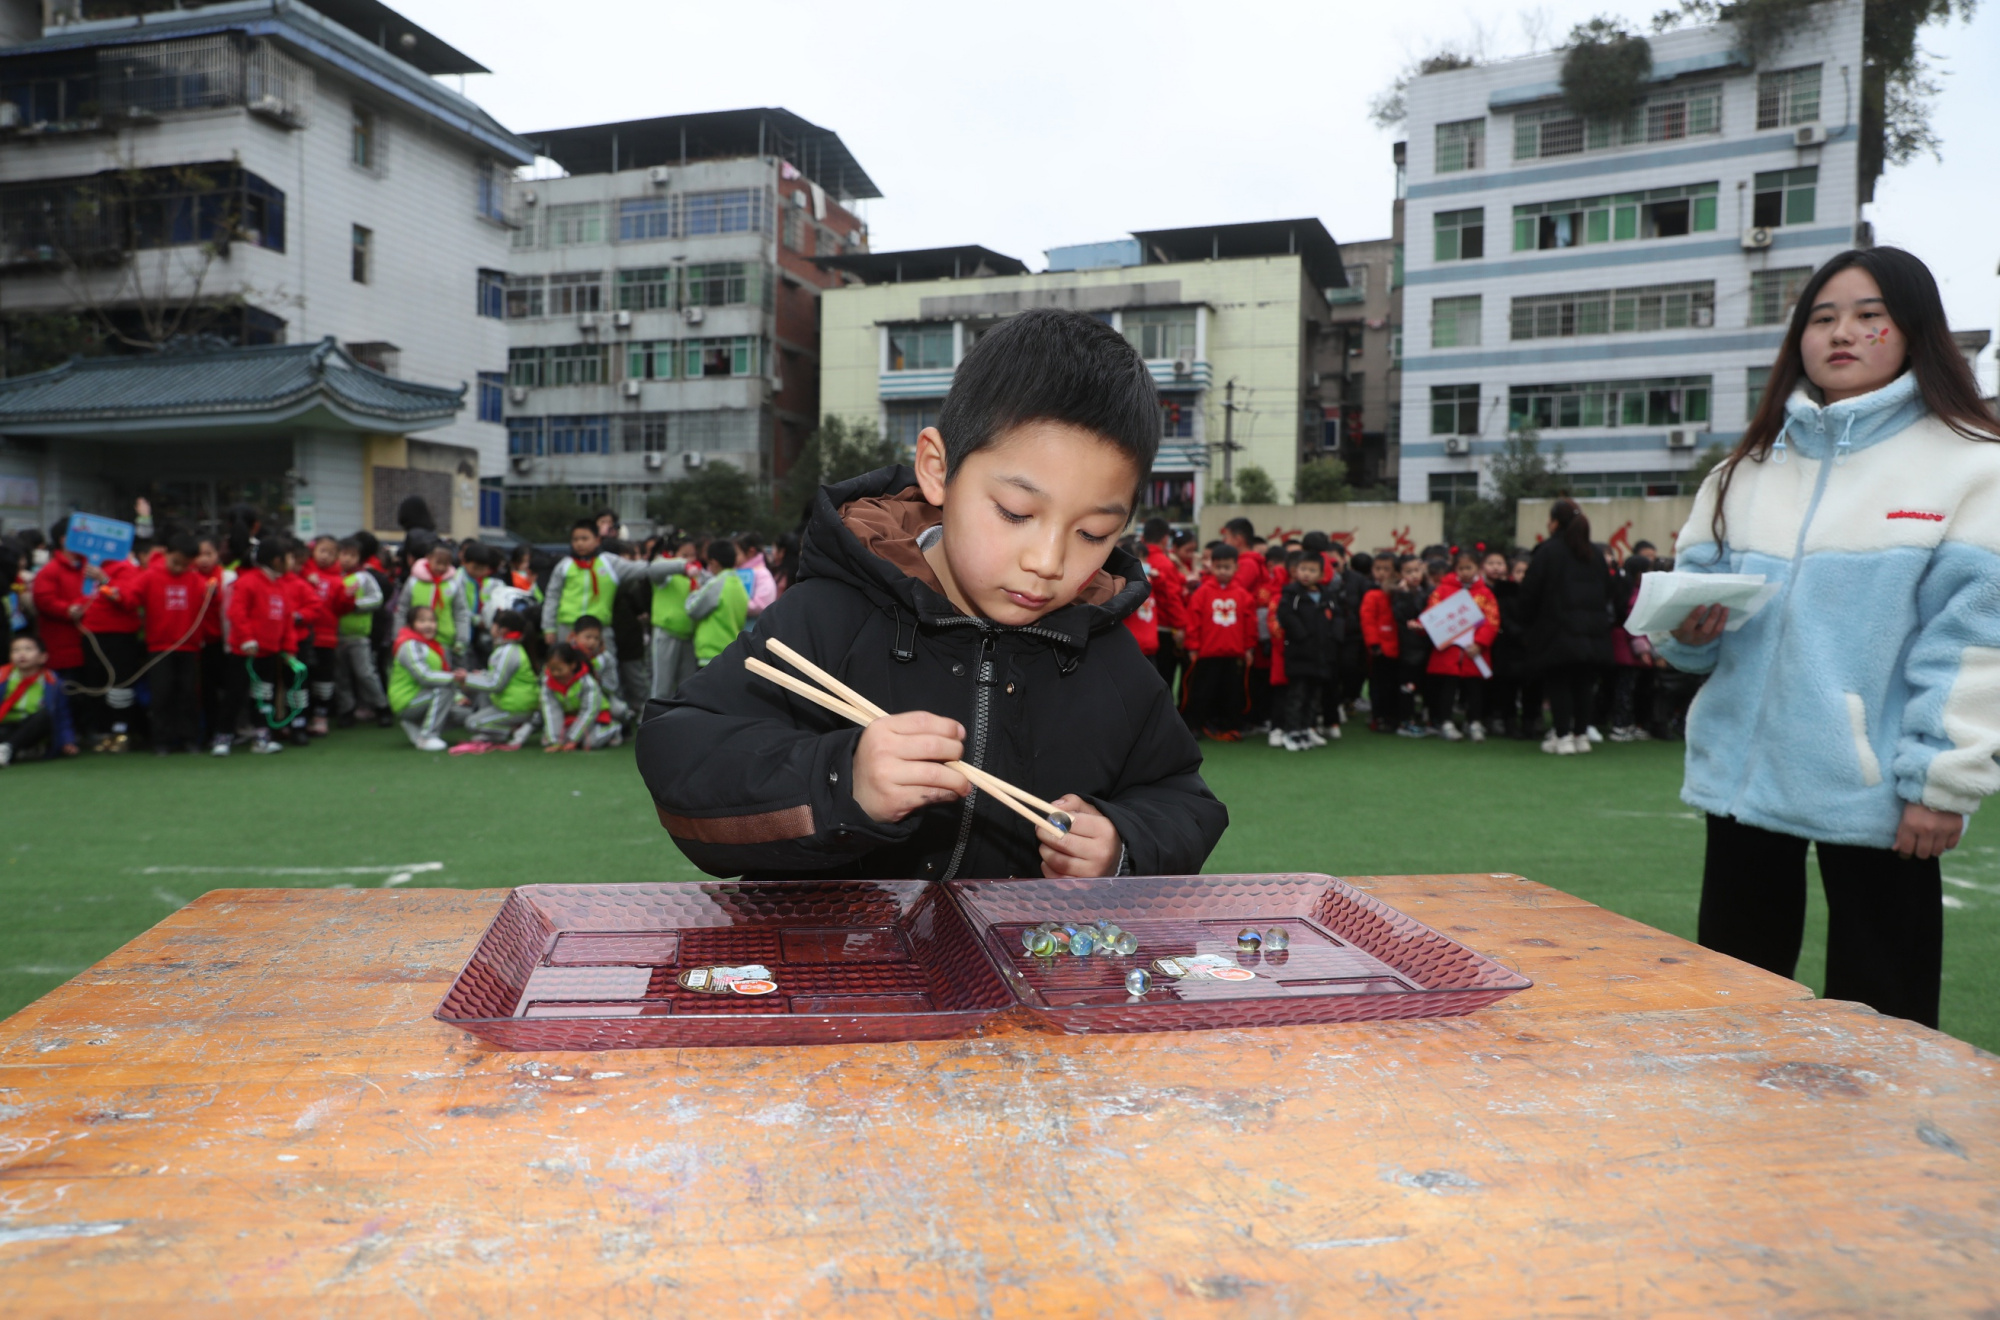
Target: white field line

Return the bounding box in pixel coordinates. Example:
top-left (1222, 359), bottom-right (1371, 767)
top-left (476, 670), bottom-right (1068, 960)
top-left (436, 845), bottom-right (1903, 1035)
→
top-left (136, 862), bottom-right (444, 891)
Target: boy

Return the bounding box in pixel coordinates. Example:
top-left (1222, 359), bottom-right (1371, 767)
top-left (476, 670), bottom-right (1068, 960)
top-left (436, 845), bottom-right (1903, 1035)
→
top-left (1275, 551), bottom-right (1341, 751)
top-left (637, 307), bottom-right (1226, 881)
top-left (686, 540), bottom-right (749, 669)
top-left (77, 542), bottom-right (144, 752)
top-left (297, 535), bottom-right (350, 736)
top-left (459, 542), bottom-right (501, 665)
top-left (542, 519), bottom-right (642, 668)
top-left (1393, 555), bottom-right (1436, 737)
top-left (1358, 552), bottom-right (1403, 732)
top-left (1136, 517), bottom-right (1188, 690)
top-left (567, 614), bottom-right (628, 742)
top-left (387, 603), bottom-right (467, 752)
top-left (394, 540), bottom-right (472, 667)
top-left (223, 537), bottom-right (299, 755)
top-left (646, 538), bottom-right (700, 702)
top-left (121, 532), bottom-right (215, 754)
top-left (1182, 544), bottom-right (1256, 741)
top-left (331, 537), bottom-right (387, 725)
top-left (0, 634), bottom-right (77, 766)
top-left (539, 641), bottom-right (613, 751)
top-left (29, 520), bottom-right (89, 704)
top-left (460, 607), bottom-right (540, 747)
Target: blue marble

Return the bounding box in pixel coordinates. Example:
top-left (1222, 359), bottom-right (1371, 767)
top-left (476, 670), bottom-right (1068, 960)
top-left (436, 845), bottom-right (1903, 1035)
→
top-left (1069, 930), bottom-right (1096, 956)
top-left (1236, 928), bottom-right (1263, 952)
top-left (1125, 968), bottom-right (1151, 996)
top-left (1263, 928), bottom-right (1291, 951)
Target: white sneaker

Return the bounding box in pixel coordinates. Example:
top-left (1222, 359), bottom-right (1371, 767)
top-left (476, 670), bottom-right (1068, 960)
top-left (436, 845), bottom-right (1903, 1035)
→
top-left (1541, 730), bottom-right (1561, 754)
top-left (1585, 725), bottom-right (1604, 744)
top-left (1608, 726), bottom-right (1638, 743)
top-left (400, 720), bottom-right (426, 749)
top-left (1631, 727), bottom-right (1654, 741)
top-left (1575, 732), bottom-right (1594, 753)
top-left (1326, 723), bottom-right (1341, 740)
top-left (1282, 732), bottom-right (1308, 752)
top-left (0, 743), bottom-right (12, 768)
top-left (1352, 698), bottom-right (1371, 714)
top-left (1304, 728), bottom-right (1327, 747)
top-left (210, 737), bottom-right (231, 758)
top-left (250, 736), bottom-right (283, 755)
top-left (1556, 734), bottom-right (1579, 755)
top-left (416, 736), bottom-right (448, 753)
top-left (1440, 721), bottom-right (1463, 742)
top-left (1267, 728), bottom-right (1287, 748)
top-left (505, 721), bottom-right (535, 749)
top-left (1468, 721), bottom-right (1486, 743)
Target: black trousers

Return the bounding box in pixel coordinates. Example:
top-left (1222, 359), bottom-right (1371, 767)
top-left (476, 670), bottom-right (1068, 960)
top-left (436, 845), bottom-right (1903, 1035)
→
top-left (148, 650), bottom-right (202, 748)
top-left (1368, 653), bottom-right (1403, 727)
top-left (1699, 814), bottom-right (1942, 1028)
top-left (1430, 674), bottom-right (1485, 727)
top-left (200, 641), bottom-right (229, 738)
top-left (1150, 637), bottom-right (1179, 695)
top-left (75, 631), bottom-right (144, 740)
top-left (0, 708), bottom-right (51, 755)
top-left (1544, 663), bottom-right (1598, 737)
top-left (1183, 656), bottom-right (1245, 733)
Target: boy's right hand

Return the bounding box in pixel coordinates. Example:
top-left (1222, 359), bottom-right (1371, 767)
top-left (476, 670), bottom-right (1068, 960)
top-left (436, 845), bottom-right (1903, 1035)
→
top-left (851, 711), bottom-right (969, 824)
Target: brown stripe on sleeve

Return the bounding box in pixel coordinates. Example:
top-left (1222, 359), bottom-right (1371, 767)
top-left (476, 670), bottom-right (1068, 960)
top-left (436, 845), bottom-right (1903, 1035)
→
top-left (656, 803), bottom-right (815, 845)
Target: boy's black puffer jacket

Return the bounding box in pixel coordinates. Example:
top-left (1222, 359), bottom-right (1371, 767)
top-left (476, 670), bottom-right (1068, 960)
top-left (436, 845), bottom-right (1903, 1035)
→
top-left (1276, 582), bottom-right (1341, 679)
top-left (635, 466), bottom-right (1228, 881)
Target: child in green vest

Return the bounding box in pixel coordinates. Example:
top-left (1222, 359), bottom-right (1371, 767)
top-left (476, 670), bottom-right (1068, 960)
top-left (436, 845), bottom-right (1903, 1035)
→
top-left (387, 605), bottom-right (467, 752)
top-left (460, 608), bottom-right (541, 748)
top-left (646, 536), bottom-right (700, 702)
top-left (394, 541), bottom-right (473, 667)
top-left (566, 615), bottom-right (628, 744)
top-left (0, 634), bottom-right (77, 767)
top-left (687, 540), bottom-right (750, 667)
top-left (539, 641), bottom-right (614, 751)
top-left (541, 519), bottom-right (643, 670)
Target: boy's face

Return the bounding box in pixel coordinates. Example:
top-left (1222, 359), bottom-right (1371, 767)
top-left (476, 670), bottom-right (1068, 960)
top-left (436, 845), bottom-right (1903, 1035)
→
top-left (1211, 558), bottom-right (1237, 587)
top-left (1511, 558), bottom-right (1530, 582)
top-left (1401, 561), bottom-right (1425, 589)
top-left (337, 548), bottom-right (361, 572)
top-left (10, 637), bottom-right (42, 673)
top-left (466, 560), bottom-right (492, 580)
top-left (1293, 558), bottom-right (1323, 587)
top-left (675, 540), bottom-right (698, 560)
top-left (573, 628), bottom-right (602, 657)
top-left (165, 550), bottom-right (191, 574)
top-left (427, 548), bottom-right (454, 577)
top-left (312, 540), bottom-right (338, 569)
top-left (596, 514), bottom-right (618, 538)
top-left (913, 421), bottom-right (1136, 626)
top-left (546, 656), bottom-right (576, 682)
top-left (414, 613), bottom-right (438, 639)
top-left (1372, 559), bottom-right (1396, 588)
top-left (1483, 552), bottom-right (1507, 581)
top-left (570, 528), bottom-right (600, 558)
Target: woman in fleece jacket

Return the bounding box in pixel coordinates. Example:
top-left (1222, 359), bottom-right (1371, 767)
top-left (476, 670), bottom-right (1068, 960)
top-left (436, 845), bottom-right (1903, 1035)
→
top-left (1658, 247), bottom-right (2000, 1028)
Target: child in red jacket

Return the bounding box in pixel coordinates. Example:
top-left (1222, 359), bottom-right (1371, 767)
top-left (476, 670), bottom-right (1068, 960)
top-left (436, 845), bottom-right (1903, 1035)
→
top-left (298, 535), bottom-right (351, 737)
top-left (74, 549), bottom-right (145, 753)
top-left (222, 538), bottom-right (300, 755)
top-left (1424, 549), bottom-right (1500, 743)
top-left (121, 532), bottom-right (217, 754)
top-left (1358, 554), bottom-right (1403, 732)
top-left (1182, 544), bottom-right (1256, 740)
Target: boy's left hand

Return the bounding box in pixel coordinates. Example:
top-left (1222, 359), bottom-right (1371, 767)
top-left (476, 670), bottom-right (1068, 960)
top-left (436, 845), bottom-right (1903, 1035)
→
top-left (1038, 795), bottom-right (1122, 878)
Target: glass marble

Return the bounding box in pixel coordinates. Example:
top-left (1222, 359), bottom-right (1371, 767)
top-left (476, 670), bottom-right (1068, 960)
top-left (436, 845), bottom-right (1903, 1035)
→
top-left (1263, 928), bottom-right (1291, 951)
top-left (1021, 928), bottom-right (1041, 953)
top-left (1028, 930), bottom-right (1057, 957)
top-left (1099, 923), bottom-right (1123, 943)
top-left (1114, 933), bottom-right (1138, 956)
top-left (1125, 969), bottom-right (1151, 996)
top-left (1236, 928), bottom-right (1262, 951)
top-left (1069, 931), bottom-right (1096, 956)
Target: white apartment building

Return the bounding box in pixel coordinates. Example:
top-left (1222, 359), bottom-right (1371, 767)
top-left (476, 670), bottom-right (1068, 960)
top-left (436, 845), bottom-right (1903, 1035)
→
top-left (0, 0), bottom-right (530, 538)
top-left (1397, 0), bottom-right (1866, 506)
top-left (500, 110), bottom-right (875, 531)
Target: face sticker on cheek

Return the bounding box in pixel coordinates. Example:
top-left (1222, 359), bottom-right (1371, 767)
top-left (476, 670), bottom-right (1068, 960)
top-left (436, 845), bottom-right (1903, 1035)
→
top-left (1862, 324), bottom-right (1894, 347)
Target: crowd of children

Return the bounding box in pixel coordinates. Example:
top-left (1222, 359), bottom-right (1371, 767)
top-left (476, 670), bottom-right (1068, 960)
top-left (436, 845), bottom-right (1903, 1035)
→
top-left (0, 502), bottom-right (780, 766)
top-left (1121, 511), bottom-right (1700, 755)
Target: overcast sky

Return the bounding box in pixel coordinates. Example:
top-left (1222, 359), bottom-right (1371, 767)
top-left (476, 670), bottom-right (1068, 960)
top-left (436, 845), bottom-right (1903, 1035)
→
top-left (403, 0), bottom-right (1998, 388)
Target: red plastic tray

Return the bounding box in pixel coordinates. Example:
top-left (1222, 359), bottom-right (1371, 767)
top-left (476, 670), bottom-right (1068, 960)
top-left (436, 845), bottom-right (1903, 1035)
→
top-left (947, 873), bottom-right (1531, 1034)
top-left (434, 881), bottom-right (1013, 1051)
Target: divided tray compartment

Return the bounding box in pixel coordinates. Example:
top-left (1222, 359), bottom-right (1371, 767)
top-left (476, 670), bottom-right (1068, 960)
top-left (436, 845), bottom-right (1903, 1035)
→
top-left (948, 873), bottom-right (1532, 1034)
top-left (436, 881), bottom-right (1014, 1051)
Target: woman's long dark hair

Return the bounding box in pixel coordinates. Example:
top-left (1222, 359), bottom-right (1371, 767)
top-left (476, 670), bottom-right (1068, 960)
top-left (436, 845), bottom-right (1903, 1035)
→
top-left (1712, 246), bottom-right (1995, 546)
top-left (1550, 497), bottom-right (1592, 562)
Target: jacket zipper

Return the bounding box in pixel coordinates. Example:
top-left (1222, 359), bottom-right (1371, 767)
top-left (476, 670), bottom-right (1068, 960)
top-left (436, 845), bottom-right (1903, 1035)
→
top-left (942, 630), bottom-right (996, 881)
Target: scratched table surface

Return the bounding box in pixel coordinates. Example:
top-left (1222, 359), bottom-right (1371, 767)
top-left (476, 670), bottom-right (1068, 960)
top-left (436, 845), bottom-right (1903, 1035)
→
top-left (1, 878), bottom-right (1995, 1318)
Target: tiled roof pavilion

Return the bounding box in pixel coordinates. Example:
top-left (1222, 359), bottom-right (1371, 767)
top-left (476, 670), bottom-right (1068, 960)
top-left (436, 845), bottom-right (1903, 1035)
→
top-left (0, 338), bottom-right (463, 438)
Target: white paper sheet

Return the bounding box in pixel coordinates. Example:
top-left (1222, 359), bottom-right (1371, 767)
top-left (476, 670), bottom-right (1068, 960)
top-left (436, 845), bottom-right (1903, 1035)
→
top-left (1625, 571), bottom-right (1780, 636)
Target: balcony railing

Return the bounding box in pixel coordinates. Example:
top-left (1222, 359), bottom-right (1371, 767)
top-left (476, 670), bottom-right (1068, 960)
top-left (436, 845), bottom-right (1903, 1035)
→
top-left (0, 36), bottom-right (310, 135)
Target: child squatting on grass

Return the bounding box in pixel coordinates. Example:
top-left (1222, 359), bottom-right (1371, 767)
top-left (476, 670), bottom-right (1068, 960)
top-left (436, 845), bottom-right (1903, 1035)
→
top-left (637, 307), bottom-right (1230, 881)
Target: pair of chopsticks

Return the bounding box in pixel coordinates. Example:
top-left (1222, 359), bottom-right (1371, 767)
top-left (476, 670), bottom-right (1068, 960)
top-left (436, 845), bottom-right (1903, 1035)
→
top-left (746, 638), bottom-right (1073, 837)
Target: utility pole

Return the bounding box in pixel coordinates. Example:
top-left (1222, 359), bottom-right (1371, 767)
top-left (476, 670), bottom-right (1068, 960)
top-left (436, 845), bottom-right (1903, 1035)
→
top-left (1219, 378), bottom-right (1240, 487)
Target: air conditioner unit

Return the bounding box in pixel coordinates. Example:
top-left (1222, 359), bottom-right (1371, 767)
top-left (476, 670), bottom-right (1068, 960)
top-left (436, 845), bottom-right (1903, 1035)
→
top-left (521, 189), bottom-right (538, 206)
top-left (682, 305), bottom-right (705, 326)
top-left (1742, 227), bottom-right (1775, 250)
top-left (508, 385), bottom-right (529, 404)
top-left (648, 165), bottom-right (670, 186)
top-left (510, 454), bottom-right (533, 474)
top-left (1793, 124), bottom-right (1826, 146)
top-left (1667, 428), bottom-right (1698, 450)
top-left (1443, 436), bottom-right (1472, 457)
top-left (613, 309), bottom-right (632, 329)
top-left (1173, 348), bottom-right (1196, 378)
top-left (643, 451), bottom-right (665, 470)
top-left (578, 315), bottom-right (599, 335)
top-left (622, 379), bottom-right (642, 399)
top-left (683, 451), bottom-right (704, 470)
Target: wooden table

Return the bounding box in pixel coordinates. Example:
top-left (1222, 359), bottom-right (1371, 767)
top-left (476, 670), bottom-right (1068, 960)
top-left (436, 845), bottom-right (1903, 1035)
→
top-left (1, 876), bottom-right (1995, 1317)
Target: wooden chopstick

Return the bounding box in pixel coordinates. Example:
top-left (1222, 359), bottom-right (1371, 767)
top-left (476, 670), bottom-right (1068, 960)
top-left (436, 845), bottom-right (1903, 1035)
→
top-left (763, 639), bottom-right (1068, 821)
top-left (744, 656), bottom-right (1062, 837)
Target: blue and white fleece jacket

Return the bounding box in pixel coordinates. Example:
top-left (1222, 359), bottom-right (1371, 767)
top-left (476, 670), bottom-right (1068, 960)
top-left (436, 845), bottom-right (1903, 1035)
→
top-left (1656, 371), bottom-right (2000, 847)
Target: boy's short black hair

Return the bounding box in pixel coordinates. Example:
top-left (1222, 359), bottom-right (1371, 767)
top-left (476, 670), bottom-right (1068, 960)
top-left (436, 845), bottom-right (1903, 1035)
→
top-left (1210, 544), bottom-right (1239, 563)
top-left (549, 641), bottom-right (587, 669)
top-left (47, 517), bottom-right (66, 548)
top-left (1142, 516), bottom-right (1171, 542)
top-left (1222, 517), bottom-right (1255, 540)
top-left (492, 608), bottom-right (528, 633)
top-left (571, 614), bottom-right (604, 633)
top-left (571, 518), bottom-right (599, 537)
top-left (1350, 551), bottom-right (1373, 575)
top-left (409, 603), bottom-right (437, 623)
top-left (1172, 531), bottom-right (1195, 547)
top-left (167, 532), bottom-right (200, 559)
top-left (255, 536), bottom-right (290, 568)
top-left (1633, 540), bottom-right (1657, 554)
top-left (336, 536), bottom-right (361, 554)
top-left (934, 307), bottom-right (1159, 483)
top-left (706, 541), bottom-right (738, 569)
top-left (354, 530), bottom-right (381, 561)
top-left (13, 632), bottom-right (45, 653)
top-left (1424, 557), bottom-right (1449, 576)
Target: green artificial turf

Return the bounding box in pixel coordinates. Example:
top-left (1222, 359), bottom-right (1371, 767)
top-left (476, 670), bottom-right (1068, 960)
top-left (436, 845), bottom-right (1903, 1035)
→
top-left (3, 727), bottom-right (1994, 1051)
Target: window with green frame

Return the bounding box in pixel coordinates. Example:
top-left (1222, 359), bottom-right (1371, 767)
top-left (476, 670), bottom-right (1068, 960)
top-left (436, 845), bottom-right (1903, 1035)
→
top-left (625, 340), bottom-right (675, 381)
top-left (1752, 167), bottom-right (1817, 228)
top-left (683, 336), bottom-right (762, 378)
top-left (1123, 307), bottom-right (1197, 359)
top-left (1433, 207), bottom-right (1484, 262)
top-left (1431, 383), bottom-right (1480, 435)
top-left (683, 261), bottom-right (758, 308)
top-left (1435, 118), bottom-right (1485, 173)
top-left (1510, 281), bottom-right (1715, 339)
top-left (1507, 376), bottom-right (1712, 430)
top-left (1513, 84), bottom-right (1722, 160)
top-left (617, 267), bottom-right (674, 312)
top-left (548, 342), bottom-right (609, 387)
top-left (1431, 295), bottom-right (1482, 348)
top-left (1757, 65), bottom-right (1821, 129)
top-left (887, 323), bottom-right (953, 371)
top-left (1746, 366), bottom-right (1772, 419)
top-left (1512, 183), bottom-right (1718, 251)
top-left (1749, 268), bottom-right (1813, 325)
top-left (507, 346), bottom-right (544, 388)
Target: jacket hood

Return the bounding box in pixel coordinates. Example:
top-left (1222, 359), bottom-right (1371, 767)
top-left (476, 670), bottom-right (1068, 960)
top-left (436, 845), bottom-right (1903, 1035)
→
top-left (1780, 370), bottom-right (1926, 462)
top-left (797, 464), bottom-right (1147, 651)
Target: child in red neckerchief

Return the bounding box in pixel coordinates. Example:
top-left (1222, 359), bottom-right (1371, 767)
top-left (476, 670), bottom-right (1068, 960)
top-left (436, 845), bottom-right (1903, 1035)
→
top-left (538, 642), bottom-right (608, 752)
top-left (387, 604), bottom-right (467, 752)
top-left (0, 634), bottom-right (77, 767)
